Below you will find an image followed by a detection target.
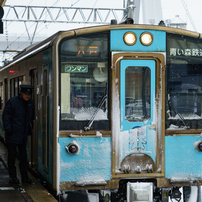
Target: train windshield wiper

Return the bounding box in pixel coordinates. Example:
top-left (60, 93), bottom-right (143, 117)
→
top-left (84, 95), bottom-right (107, 131)
top-left (168, 89), bottom-right (189, 129)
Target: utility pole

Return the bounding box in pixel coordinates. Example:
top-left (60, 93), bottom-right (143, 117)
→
top-left (125, 0), bottom-right (140, 24)
top-left (0, 6), bottom-right (3, 33)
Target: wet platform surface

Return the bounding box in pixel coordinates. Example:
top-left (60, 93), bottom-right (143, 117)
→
top-left (0, 141), bottom-right (58, 202)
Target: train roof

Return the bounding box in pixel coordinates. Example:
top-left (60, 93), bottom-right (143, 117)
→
top-left (1, 23), bottom-right (202, 71)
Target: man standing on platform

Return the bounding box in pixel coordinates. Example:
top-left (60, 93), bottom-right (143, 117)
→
top-left (2, 84), bottom-right (35, 184)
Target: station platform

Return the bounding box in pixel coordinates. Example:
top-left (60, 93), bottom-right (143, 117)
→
top-left (0, 141), bottom-right (57, 202)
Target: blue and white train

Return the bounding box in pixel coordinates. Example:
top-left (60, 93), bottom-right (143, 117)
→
top-left (0, 19), bottom-right (202, 201)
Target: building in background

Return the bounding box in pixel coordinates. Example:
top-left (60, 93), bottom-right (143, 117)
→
top-left (166, 15), bottom-right (187, 29)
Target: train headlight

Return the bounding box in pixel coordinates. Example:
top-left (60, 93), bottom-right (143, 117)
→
top-left (66, 143), bottom-right (79, 155)
top-left (140, 32), bottom-right (153, 46)
top-left (123, 32), bottom-right (137, 46)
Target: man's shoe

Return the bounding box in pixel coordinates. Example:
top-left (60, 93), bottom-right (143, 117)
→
top-left (21, 177), bottom-right (32, 184)
top-left (9, 177), bottom-right (20, 184)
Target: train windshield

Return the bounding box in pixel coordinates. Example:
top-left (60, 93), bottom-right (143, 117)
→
top-left (166, 34), bottom-right (202, 129)
top-left (59, 33), bottom-right (109, 130)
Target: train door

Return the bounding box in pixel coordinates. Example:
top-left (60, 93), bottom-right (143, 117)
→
top-left (30, 69), bottom-right (38, 170)
top-left (42, 65), bottom-right (49, 173)
top-left (112, 54), bottom-right (164, 178)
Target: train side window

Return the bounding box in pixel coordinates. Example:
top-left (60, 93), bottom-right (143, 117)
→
top-left (60, 63), bottom-right (108, 120)
top-left (14, 78), bottom-right (19, 96)
top-left (125, 66), bottom-right (151, 122)
top-left (4, 78), bottom-right (8, 104)
top-left (0, 82), bottom-right (3, 110)
top-left (18, 76), bottom-right (24, 93)
top-left (10, 79), bottom-right (15, 98)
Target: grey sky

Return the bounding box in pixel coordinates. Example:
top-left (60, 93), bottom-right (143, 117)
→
top-left (3, 0), bottom-right (202, 33)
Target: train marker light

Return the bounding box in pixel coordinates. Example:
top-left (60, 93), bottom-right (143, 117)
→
top-left (140, 32), bottom-right (153, 46)
top-left (197, 142), bottom-right (202, 152)
top-left (194, 141), bottom-right (202, 152)
top-left (123, 32), bottom-right (137, 46)
top-left (66, 143), bottom-right (79, 154)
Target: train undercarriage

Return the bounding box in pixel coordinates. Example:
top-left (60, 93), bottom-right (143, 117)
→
top-left (58, 179), bottom-right (202, 202)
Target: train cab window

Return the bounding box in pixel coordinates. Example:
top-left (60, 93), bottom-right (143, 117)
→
top-left (125, 66), bottom-right (151, 122)
top-left (0, 82), bottom-right (3, 110)
top-left (166, 34), bottom-right (202, 129)
top-left (59, 33), bottom-right (109, 130)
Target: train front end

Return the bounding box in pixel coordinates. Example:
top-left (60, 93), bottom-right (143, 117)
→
top-left (56, 25), bottom-right (202, 201)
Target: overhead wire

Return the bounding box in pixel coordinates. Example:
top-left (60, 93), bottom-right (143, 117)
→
top-left (3, 0), bottom-right (36, 62)
top-left (3, 0), bottom-right (117, 62)
top-left (3, 0), bottom-right (61, 62)
top-left (34, 0), bottom-right (107, 36)
top-left (180, 0), bottom-right (197, 32)
top-left (71, 0), bottom-right (81, 7)
top-left (5, 0), bottom-right (106, 52)
top-left (33, 0), bottom-right (82, 38)
top-left (37, 0), bottom-right (99, 31)
top-left (3, 0), bottom-right (99, 62)
top-left (5, 0), bottom-right (34, 29)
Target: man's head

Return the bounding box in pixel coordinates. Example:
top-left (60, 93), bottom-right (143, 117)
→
top-left (20, 85), bottom-right (34, 101)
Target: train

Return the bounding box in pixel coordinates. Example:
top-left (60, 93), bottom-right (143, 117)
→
top-left (0, 18), bottom-right (202, 202)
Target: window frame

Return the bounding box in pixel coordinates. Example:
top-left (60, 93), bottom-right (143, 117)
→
top-left (166, 33), bottom-right (202, 129)
top-left (125, 66), bottom-right (151, 122)
top-left (10, 76), bottom-right (25, 98)
top-left (58, 32), bottom-right (111, 131)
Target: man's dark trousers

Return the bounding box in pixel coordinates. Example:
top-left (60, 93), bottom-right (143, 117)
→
top-left (7, 142), bottom-right (28, 179)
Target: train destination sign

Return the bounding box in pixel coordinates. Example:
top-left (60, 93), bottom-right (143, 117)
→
top-left (60, 35), bottom-right (108, 60)
top-left (167, 34), bottom-right (202, 58)
top-left (169, 48), bottom-right (202, 57)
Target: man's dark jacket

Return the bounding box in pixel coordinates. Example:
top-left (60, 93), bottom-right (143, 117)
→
top-left (2, 95), bottom-right (35, 144)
